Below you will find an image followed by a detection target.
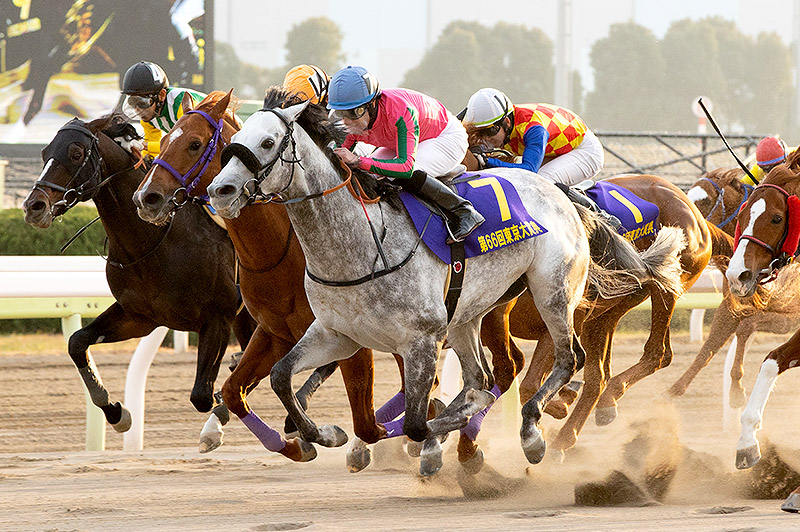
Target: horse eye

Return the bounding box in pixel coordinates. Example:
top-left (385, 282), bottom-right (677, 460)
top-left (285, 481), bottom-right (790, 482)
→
top-left (189, 140), bottom-right (203, 150)
top-left (772, 214), bottom-right (783, 224)
top-left (261, 138), bottom-right (274, 150)
top-left (70, 147), bottom-right (83, 161)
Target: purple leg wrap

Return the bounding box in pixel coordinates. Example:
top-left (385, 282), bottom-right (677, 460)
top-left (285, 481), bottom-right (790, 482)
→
top-left (382, 418), bottom-right (405, 438)
top-left (460, 385), bottom-right (501, 442)
top-left (240, 410), bottom-right (286, 452)
top-left (376, 391), bottom-right (405, 423)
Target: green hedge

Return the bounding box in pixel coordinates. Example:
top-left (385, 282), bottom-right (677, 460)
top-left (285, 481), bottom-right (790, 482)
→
top-left (0, 206), bottom-right (107, 256)
top-left (1, 206), bottom-right (107, 333)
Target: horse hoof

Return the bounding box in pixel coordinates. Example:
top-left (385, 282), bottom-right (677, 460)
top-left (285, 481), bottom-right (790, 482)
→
top-left (460, 446), bottom-right (484, 475)
top-left (406, 439), bottom-right (423, 457)
top-left (346, 438), bottom-right (372, 473)
top-left (420, 446), bottom-right (443, 477)
top-left (544, 400), bottom-right (568, 419)
top-left (781, 492), bottom-right (800, 513)
top-left (318, 424), bottom-right (348, 447)
top-left (521, 432), bottom-right (547, 465)
top-left (736, 444), bottom-right (761, 470)
top-left (198, 432), bottom-right (223, 453)
top-left (729, 388), bottom-right (747, 409)
top-left (111, 404), bottom-right (132, 433)
top-left (284, 431), bottom-right (300, 440)
top-left (294, 439), bottom-right (318, 462)
top-left (595, 405), bottom-right (618, 426)
top-left (228, 351), bottom-right (244, 372)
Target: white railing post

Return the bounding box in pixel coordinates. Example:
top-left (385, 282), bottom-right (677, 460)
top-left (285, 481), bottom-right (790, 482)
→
top-left (173, 330), bottom-right (189, 353)
top-left (122, 326), bottom-right (169, 451)
top-left (690, 309), bottom-right (706, 343)
top-left (61, 313), bottom-right (106, 451)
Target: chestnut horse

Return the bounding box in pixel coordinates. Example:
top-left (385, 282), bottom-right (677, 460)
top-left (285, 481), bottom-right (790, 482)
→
top-left (134, 91), bottom-right (403, 466)
top-left (670, 169), bottom-right (800, 407)
top-left (724, 150), bottom-right (800, 471)
top-left (466, 153), bottom-right (714, 456)
top-left (21, 114), bottom-right (255, 438)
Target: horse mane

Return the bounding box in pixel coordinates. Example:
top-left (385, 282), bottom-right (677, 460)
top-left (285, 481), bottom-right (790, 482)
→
top-left (261, 85), bottom-right (401, 208)
top-left (197, 90), bottom-right (241, 129)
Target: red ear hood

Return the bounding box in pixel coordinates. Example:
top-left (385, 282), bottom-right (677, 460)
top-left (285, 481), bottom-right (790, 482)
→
top-left (781, 194), bottom-right (800, 255)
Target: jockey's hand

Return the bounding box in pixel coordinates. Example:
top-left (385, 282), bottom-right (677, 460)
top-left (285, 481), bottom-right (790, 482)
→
top-left (473, 152), bottom-right (488, 169)
top-left (333, 147), bottom-right (361, 168)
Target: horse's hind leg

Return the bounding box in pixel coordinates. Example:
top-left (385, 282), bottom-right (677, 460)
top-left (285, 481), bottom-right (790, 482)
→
top-left (67, 303), bottom-right (158, 432)
top-left (597, 290), bottom-right (678, 425)
top-left (271, 322), bottom-right (361, 447)
top-left (520, 279), bottom-right (582, 465)
top-left (668, 296), bottom-right (740, 398)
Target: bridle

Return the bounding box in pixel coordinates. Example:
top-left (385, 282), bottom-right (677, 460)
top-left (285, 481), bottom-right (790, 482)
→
top-left (151, 109), bottom-right (225, 208)
top-left (699, 176), bottom-right (753, 228)
top-left (34, 119), bottom-right (126, 214)
top-left (735, 182), bottom-right (800, 283)
top-left (220, 108), bottom-right (305, 205)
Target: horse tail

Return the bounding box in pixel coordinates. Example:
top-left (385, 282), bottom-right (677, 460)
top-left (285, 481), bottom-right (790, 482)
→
top-left (577, 206), bottom-right (686, 299)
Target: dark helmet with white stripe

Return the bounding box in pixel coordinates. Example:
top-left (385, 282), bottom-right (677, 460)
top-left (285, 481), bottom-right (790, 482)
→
top-left (121, 61), bottom-right (169, 96)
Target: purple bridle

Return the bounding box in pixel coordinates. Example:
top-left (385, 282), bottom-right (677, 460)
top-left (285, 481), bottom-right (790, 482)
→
top-left (151, 109), bottom-right (225, 205)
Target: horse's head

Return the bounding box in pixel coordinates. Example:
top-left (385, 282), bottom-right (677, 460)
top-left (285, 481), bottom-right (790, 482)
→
top-left (687, 168), bottom-right (750, 235)
top-left (23, 115), bottom-right (131, 228)
top-left (134, 90), bottom-right (239, 225)
top-left (209, 86), bottom-right (337, 219)
top-left (727, 152), bottom-right (800, 297)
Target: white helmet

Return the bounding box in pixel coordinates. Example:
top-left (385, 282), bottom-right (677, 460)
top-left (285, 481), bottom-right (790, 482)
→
top-left (462, 88), bottom-right (513, 128)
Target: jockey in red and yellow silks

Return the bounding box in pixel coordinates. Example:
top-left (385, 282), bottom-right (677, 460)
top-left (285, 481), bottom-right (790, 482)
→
top-left (327, 65), bottom-right (483, 243)
top-left (462, 88), bottom-right (604, 186)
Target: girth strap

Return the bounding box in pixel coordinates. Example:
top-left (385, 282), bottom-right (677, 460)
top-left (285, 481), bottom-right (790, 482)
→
top-left (444, 241), bottom-right (466, 323)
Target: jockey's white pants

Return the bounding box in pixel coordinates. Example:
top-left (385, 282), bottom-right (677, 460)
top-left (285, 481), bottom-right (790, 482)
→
top-left (537, 130), bottom-right (605, 186)
top-left (369, 112), bottom-right (468, 178)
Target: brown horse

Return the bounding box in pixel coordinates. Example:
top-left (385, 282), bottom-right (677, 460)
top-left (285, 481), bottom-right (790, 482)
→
top-left (669, 169), bottom-right (800, 408)
top-left (465, 151), bottom-right (714, 457)
top-left (133, 91), bottom-right (426, 466)
top-left (724, 151), bottom-right (800, 470)
top-left (21, 114), bottom-right (256, 438)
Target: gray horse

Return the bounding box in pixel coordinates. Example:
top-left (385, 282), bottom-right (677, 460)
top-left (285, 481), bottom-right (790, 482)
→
top-left (206, 93), bottom-right (682, 466)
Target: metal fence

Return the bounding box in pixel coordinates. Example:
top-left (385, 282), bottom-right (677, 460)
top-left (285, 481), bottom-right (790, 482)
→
top-left (0, 131), bottom-right (767, 208)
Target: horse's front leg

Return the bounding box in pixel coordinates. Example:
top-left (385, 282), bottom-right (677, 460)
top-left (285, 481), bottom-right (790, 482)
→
top-left (68, 303), bottom-right (159, 432)
top-left (736, 357), bottom-right (780, 469)
top-left (192, 318), bottom-right (232, 413)
top-left (270, 321), bottom-right (360, 447)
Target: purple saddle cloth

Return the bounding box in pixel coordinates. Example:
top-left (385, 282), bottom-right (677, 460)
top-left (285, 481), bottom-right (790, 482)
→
top-left (400, 173), bottom-right (548, 263)
top-left (584, 181), bottom-right (660, 241)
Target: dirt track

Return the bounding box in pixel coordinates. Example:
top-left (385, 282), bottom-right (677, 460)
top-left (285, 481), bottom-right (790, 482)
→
top-left (0, 331), bottom-right (799, 531)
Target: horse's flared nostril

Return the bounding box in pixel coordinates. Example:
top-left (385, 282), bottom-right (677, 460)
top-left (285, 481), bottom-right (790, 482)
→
top-left (217, 184), bottom-right (237, 198)
top-left (143, 192), bottom-right (163, 207)
top-left (737, 269), bottom-right (753, 285)
top-left (28, 200), bottom-right (46, 214)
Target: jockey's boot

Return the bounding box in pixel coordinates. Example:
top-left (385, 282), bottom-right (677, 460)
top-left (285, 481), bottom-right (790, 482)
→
top-left (415, 171), bottom-right (485, 243)
top-left (555, 182), bottom-right (623, 232)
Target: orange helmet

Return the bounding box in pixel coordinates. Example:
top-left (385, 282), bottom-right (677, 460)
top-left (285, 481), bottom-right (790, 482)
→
top-left (756, 136), bottom-right (788, 167)
top-left (283, 64), bottom-right (330, 105)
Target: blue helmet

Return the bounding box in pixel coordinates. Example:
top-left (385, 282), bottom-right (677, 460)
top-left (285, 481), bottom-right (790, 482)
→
top-left (327, 66), bottom-right (380, 110)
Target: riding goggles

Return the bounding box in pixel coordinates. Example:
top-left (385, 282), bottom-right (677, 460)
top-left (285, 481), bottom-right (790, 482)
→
top-left (330, 104), bottom-right (369, 121)
top-left (122, 94), bottom-right (157, 119)
top-left (478, 120), bottom-right (504, 137)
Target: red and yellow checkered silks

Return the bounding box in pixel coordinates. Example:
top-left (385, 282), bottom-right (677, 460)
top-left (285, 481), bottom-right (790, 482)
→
top-left (505, 104), bottom-right (588, 157)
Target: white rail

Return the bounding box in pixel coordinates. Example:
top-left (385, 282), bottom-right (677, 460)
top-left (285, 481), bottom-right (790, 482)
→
top-left (0, 256), bottom-right (188, 451)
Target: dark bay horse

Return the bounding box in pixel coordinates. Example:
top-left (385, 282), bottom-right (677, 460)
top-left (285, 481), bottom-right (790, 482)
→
top-left (21, 114), bottom-right (255, 439)
top-left (467, 161), bottom-right (717, 457)
top-left (724, 151), bottom-right (800, 470)
top-left (133, 91), bottom-right (393, 464)
top-left (670, 169), bottom-right (800, 408)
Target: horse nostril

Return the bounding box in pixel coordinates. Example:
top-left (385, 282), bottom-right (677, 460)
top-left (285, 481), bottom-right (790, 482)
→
top-left (29, 200), bottom-right (46, 213)
top-left (737, 270), bottom-right (752, 285)
top-left (143, 192), bottom-right (162, 207)
top-left (218, 184), bottom-right (237, 197)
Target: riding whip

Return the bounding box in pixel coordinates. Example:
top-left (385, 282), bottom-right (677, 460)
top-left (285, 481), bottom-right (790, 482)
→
top-left (696, 98), bottom-right (759, 185)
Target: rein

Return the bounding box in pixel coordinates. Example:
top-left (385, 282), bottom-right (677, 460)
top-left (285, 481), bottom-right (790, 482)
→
top-left (735, 182), bottom-right (800, 283)
top-left (152, 109), bottom-right (225, 207)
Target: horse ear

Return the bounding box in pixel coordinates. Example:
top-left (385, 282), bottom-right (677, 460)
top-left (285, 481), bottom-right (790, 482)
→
top-left (281, 100), bottom-right (310, 123)
top-left (181, 94), bottom-right (195, 114)
top-left (210, 90), bottom-right (233, 119)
